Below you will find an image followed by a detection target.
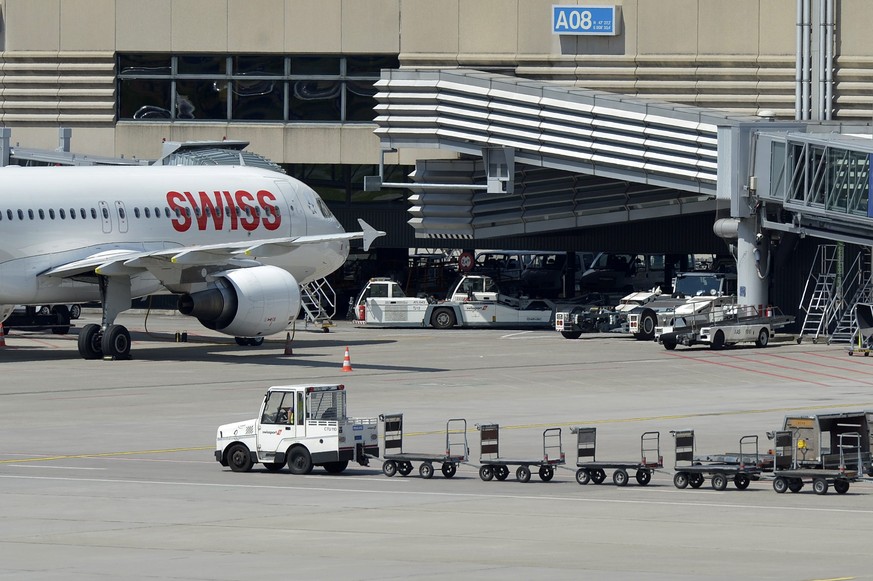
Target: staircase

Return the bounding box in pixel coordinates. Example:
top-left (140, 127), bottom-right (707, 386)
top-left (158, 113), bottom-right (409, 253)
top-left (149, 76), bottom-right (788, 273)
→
top-left (299, 278), bottom-right (337, 331)
top-left (829, 249), bottom-right (873, 344)
top-left (798, 245), bottom-right (841, 343)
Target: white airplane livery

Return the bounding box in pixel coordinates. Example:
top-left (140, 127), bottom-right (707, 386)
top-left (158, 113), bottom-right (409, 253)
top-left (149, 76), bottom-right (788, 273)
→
top-left (0, 164), bottom-right (384, 359)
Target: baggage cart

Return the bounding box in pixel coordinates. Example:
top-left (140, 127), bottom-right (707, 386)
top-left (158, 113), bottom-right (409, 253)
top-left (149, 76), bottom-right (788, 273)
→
top-left (769, 430), bottom-right (859, 494)
top-left (476, 424), bottom-right (565, 483)
top-left (671, 430), bottom-right (761, 491)
top-left (380, 414), bottom-right (468, 479)
top-left (572, 427), bottom-right (662, 486)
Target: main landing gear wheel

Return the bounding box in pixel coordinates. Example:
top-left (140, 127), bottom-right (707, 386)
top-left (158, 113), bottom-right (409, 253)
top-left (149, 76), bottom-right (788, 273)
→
top-left (50, 305), bottom-right (71, 335)
top-left (102, 324), bottom-right (131, 360)
top-left (419, 462), bottom-right (434, 479)
top-left (227, 443), bottom-right (253, 473)
top-left (77, 323), bottom-right (103, 360)
top-left (441, 462), bottom-right (457, 478)
top-left (235, 336), bottom-right (265, 347)
top-left (576, 469), bottom-right (591, 485)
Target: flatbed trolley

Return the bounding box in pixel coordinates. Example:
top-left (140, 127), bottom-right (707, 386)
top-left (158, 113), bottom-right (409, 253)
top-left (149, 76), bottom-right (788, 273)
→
top-left (769, 430), bottom-right (859, 494)
top-left (379, 414), bottom-right (468, 479)
top-left (671, 430), bottom-right (761, 491)
top-left (572, 427), bottom-right (662, 486)
top-left (476, 424), bottom-right (565, 483)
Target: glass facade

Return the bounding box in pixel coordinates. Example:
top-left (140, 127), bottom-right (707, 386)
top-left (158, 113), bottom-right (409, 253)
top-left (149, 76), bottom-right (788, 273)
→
top-left (284, 164), bottom-right (412, 206)
top-left (117, 54), bottom-right (397, 122)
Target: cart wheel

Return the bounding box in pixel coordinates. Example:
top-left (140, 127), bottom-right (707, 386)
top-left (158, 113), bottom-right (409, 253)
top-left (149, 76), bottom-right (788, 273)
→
top-left (673, 472), bottom-right (689, 489)
top-left (612, 468), bottom-right (629, 487)
top-left (591, 468), bottom-right (606, 484)
top-left (813, 477), bottom-right (828, 495)
top-left (495, 465), bottom-right (509, 481)
top-left (538, 465), bottom-right (554, 482)
top-left (788, 478), bottom-right (804, 493)
top-left (419, 462), bottom-right (434, 479)
top-left (689, 473), bottom-right (705, 489)
top-left (479, 465), bottom-right (494, 481)
top-left (576, 469), bottom-right (591, 485)
top-left (382, 460), bottom-right (398, 477)
top-left (635, 469), bottom-right (651, 486)
top-left (441, 462), bottom-right (457, 478)
top-left (398, 462), bottom-right (413, 476)
top-left (734, 474), bottom-right (750, 490)
top-left (711, 473), bottom-right (728, 491)
top-left (834, 479), bottom-right (850, 494)
top-left (773, 477), bottom-right (788, 493)
top-left (516, 465), bottom-right (531, 483)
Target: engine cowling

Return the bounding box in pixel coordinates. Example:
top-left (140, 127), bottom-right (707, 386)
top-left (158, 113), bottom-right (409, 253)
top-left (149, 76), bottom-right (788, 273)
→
top-left (178, 265), bottom-right (301, 337)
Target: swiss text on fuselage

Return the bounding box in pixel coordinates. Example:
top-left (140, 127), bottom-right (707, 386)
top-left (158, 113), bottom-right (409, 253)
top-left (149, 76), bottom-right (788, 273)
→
top-left (167, 189), bottom-right (282, 233)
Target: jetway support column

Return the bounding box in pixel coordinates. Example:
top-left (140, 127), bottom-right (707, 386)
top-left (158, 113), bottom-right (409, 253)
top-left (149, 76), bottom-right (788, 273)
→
top-left (735, 218), bottom-right (768, 309)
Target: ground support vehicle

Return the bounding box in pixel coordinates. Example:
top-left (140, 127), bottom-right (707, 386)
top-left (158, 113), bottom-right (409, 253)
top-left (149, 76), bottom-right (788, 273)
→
top-left (423, 275), bottom-right (564, 329)
top-left (476, 424), bottom-right (565, 483)
top-left (1, 304), bottom-right (81, 335)
top-left (380, 414), bottom-right (468, 479)
top-left (848, 302), bottom-right (873, 356)
top-left (671, 430), bottom-right (762, 491)
top-left (627, 272), bottom-right (738, 341)
top-left (572, 427), bottom-right (662, 486)
top-left (776, 411), bottom-right (873, 476)
top-left (351, 277), bottom-right (432, 327)
top-left (769, 430), bottom-right (860, 495)
top-left (657, 304), bottom-right (794, 350)
top-left (554, 302), bottom-right (627, 339)
top-left (215, 384), bottom-right (379, 474)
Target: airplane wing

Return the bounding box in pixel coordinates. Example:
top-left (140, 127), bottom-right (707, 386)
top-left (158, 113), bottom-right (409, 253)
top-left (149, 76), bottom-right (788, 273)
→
top-left (41, 219), bottom-right (386, 279)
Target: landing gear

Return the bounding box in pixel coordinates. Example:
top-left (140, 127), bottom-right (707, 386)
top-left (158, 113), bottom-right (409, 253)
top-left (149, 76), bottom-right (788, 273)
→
top-left (234, 336), bottom-right (265, 347)
top-left (77, 324), bottom-right (103, 359)
top-left (77, 274), bottom-right (133, 360)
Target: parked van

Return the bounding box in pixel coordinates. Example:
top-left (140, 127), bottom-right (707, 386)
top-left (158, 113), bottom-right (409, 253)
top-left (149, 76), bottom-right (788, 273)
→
top-left (473, 250), bottom-right (537, 284)
top-left (519, 251), bottom-right (596, 298)
top-left (579, 253), bottom-right (696, 294)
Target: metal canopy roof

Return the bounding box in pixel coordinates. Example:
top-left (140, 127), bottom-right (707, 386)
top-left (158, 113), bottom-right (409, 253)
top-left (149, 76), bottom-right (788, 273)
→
top-left (375, 68), bottom-right (760, 239)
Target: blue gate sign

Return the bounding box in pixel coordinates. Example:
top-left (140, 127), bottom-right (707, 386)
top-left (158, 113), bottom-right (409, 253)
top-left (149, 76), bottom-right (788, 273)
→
top-left (552, 5), bottom-right (620, 36)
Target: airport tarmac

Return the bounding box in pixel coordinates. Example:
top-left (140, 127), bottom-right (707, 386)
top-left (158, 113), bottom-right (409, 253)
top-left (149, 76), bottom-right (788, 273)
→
top-left (2, 311), bottom-right (873, 580)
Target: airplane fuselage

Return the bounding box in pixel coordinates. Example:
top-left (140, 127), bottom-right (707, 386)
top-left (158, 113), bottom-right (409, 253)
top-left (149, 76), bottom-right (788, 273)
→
top-left (0, 165), bottom-right (348, 305)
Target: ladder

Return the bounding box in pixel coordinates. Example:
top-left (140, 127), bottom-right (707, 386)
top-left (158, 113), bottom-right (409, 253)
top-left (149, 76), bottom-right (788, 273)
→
top-left (299, 278), bottom-right (337, 331)
top-left (829, 249), bottom-right (873, 344)
top-left (798, 245), bottom-right (840, 343)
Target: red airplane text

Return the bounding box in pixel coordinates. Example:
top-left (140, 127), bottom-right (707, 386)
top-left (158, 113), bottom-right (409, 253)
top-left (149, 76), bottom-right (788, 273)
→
top-left (167, 190), bottom-right (282, 233)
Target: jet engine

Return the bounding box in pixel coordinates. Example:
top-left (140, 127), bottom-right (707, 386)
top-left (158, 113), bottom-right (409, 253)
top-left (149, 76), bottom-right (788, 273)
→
top-left (178, 265), bottom-right (301, 337)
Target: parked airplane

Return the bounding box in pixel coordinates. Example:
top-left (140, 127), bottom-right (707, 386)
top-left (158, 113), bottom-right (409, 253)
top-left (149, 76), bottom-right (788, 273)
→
top-left (0, 164), bottom-right (384, 359)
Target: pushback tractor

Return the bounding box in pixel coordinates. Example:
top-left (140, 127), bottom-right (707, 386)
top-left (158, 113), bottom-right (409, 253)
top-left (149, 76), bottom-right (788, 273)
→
top-left (215, 384), bottom-right (379, 474)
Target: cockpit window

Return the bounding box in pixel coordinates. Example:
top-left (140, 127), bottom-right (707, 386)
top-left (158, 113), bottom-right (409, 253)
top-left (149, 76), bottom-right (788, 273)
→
top-left (315, 197), bottom-right (334, 219)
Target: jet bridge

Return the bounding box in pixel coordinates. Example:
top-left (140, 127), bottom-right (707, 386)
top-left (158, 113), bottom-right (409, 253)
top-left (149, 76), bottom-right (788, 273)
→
top-left (372, 68), bottom-right (873, 309)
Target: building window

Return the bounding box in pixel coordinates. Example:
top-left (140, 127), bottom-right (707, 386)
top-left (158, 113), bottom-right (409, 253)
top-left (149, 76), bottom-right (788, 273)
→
top-left (284, 163), bottom-right (411, 206)
top-left (117, 54), bottom-right (397, 123)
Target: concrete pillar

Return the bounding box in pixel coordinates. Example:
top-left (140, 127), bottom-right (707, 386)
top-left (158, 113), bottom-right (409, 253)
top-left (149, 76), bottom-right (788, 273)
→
top-left (736, 217), bottom-right (769, 308)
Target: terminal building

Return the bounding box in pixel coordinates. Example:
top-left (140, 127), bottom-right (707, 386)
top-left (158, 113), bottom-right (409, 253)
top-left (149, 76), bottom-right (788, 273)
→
top-left (1, 0), bottom-right (872, 339)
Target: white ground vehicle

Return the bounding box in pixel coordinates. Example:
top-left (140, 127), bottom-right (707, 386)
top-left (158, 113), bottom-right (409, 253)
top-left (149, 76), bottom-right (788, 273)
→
top-left (215, 384), bottom-right (379, 474)
top-left (352, 278), bottom-right (431, 327)
top-left (424, 274), bottom-right (558, 329)
top-left (657, 304), bottom-right (794, 350)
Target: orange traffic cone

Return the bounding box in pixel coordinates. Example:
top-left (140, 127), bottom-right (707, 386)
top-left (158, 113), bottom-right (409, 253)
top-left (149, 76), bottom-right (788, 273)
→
top-left (341, 346), bottom-right (353, 372)
top-left (0, 323), bottom-right (5, 347)
top-left (283, 332), bottom-right (293, 356)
